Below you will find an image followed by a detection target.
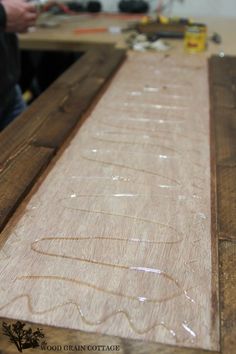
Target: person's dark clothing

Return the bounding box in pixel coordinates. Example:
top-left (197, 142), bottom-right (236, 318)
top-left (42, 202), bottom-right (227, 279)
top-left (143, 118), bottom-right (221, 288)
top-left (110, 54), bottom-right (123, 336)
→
top-left (0, 4), bottom-right (20, 96)
top-left (0, 3), bottom-right (21, 128)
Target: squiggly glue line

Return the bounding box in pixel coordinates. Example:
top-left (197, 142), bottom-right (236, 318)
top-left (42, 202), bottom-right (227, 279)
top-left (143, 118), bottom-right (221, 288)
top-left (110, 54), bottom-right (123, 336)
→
top-left (62, 207), bottom-right (182, 236)
top-left (60, 193), bottom-right (190, 204)
top-left (80, 154), bottom-right (181, 186)
top-left (17, 275), bottom-right (193, 305)
top-left (93, 136), bottom-right (182, 155)
top-left (31, 239), bottom-right (181, 290)
top-left (93, 136), bottom-right (181, 155)
top-left (0, 294), bottom-right (177, 337)
top-left (33, 236), bottom-right (182, 245)
top-left (69, 175), bottom-right (180, 193)
top-left (91, 137), bottom-right (204, 170)
top-left (93, 131), bottom-right (203, 157)
top-left (123, 102), bottom-right (188, 110)
top-left (97, 119), bottom-right (204, 143)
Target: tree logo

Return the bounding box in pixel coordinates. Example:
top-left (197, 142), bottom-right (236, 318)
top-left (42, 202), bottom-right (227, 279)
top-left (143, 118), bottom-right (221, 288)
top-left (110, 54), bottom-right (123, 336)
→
top-left (2, 321), bottom-right (46, 352)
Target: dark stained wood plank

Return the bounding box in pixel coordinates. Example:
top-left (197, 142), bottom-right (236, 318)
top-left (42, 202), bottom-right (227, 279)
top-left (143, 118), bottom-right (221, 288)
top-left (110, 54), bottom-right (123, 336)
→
top-left (20, 40), bottom-right (112, 53)
top-left (214, 108), bottom-right (236, 164)
top-left (34, 48), bottom-right (126, 148)
top-left (120, 338), bottom-right (219, 354)
top-left (219, 241), bottom-right (236, 354)
top-left (209, 55), bottom-right (236, 354)
top-left (0, 45), bottom-right (125, 235)
top-left (213, 87), bottom-right (235, 108)
top-left (209, 56), bottom-right (236, 241)
top-left (209, 56), bottom-right (236, 87)
top-left (217, 166), bottom-right (236, 241)
top-left (0, 84), bottom-right (70, 167)
top-left (0, 46), bottom-right (126, 164)
top-left (0, 145), bottom-right (54, 234)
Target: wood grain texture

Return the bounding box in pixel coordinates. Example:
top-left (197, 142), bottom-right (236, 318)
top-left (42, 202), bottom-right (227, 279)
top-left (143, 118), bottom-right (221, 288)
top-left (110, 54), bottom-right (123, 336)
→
top-left (0, 45), bottom-right (125, 232)
top-left (208, 56), bottom-right (236, 241)
top-left (0, 145), bottom-right (54, 234)
top-left (0, 52), bottom-right (218, 351)
top-left (0, 45), bottom-right (126, 164)
top-left (209, 56), bottom-right (236, 354)
top-left (34, 47), bottom-right (126, 148)
top-left (219, 241), bottom-right (236, 354)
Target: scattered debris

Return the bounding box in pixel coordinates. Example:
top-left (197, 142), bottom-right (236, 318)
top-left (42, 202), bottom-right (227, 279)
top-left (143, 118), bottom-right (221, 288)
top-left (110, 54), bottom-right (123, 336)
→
top-left (127, 32), bottom-right (171, 51)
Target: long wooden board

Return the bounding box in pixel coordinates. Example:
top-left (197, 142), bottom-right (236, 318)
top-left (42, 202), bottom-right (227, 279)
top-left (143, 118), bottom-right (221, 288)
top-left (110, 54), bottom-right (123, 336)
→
top-left (0, 52), bottom-right (218, 350)
top-left (208, 56), bottom-right (236, 354)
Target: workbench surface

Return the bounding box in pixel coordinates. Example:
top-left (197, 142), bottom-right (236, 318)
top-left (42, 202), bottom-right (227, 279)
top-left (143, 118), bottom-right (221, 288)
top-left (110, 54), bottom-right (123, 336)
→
top-left (19, 14), bottom-right (236, 56)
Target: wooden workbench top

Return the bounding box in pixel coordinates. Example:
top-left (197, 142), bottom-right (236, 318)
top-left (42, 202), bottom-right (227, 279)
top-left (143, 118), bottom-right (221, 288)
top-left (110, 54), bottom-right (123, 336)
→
top-left (19, 14), bottom-right (236, 56)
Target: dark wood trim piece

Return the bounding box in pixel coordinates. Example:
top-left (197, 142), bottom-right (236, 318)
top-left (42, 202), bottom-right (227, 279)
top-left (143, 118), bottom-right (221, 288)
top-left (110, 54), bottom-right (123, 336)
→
top-left (19, 39), bottom-right (113, 53)
top-left (0, 145), bottom-right (54, 236)
top-left (217, 165), bottom-right (236, 241)
top-left (209, 52), bottom-right (220, 351)
top-left (34, 47), bottom-right (126, 148)
top-left (219, 241), bottom-right (236, 354)
top-left (0, 45), bottom-right (126, 232)
top-left (0, 45), bottom-right (126, 164)
top-left (209, 55), bottom-right (236, 354)
top-left (208, 56), bottom-right (236, 241)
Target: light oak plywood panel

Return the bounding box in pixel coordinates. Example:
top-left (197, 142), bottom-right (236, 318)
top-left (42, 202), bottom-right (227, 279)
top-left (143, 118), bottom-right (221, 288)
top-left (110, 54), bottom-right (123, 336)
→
top-left (0, 53), bottom-right (218, 350)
